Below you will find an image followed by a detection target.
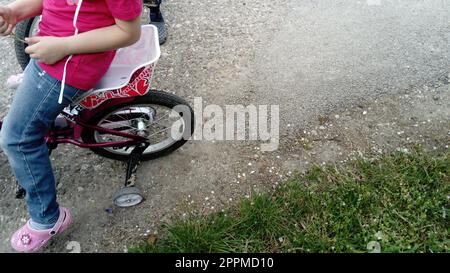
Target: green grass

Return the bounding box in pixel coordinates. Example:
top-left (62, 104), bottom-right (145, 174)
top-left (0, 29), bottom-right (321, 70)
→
top-left (131, 150), bottom-right (450, 253)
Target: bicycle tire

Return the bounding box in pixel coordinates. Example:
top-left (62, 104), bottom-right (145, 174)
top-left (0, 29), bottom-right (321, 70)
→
top-left (14, 17), bottom-right (36, 71)
top-left (81, 91), bottom-right (194, 162)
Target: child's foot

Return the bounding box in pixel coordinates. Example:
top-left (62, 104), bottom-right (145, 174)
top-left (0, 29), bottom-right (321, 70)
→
top-left (11, 207), bottom-right (72, 253)
top-left (6, 73), bottom-right (24, 89)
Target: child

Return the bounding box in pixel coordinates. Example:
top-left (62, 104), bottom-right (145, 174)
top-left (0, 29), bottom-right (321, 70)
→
top-left (0, 0), bottom-right (142, 252)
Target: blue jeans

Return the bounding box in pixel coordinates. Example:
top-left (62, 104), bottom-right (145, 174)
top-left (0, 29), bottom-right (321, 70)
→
top-left (0, 59), bottom-right (83, 226)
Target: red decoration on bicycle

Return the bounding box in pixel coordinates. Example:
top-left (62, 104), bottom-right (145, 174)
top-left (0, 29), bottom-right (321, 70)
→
top-left (78, 64), bottom-right (155, 109)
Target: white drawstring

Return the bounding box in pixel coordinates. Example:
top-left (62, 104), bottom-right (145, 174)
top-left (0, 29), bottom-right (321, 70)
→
top-left (59, 0), bottom-right (83, 104)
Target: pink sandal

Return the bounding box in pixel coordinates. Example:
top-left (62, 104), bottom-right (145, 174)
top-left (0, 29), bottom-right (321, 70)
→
top-left (5, 73), bottom-right (24, 89)
top-left (11, 207), bottom-right (72, 253)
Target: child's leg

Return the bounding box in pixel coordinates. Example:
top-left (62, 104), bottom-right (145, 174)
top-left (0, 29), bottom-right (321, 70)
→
top-left (147, 0), bottom-right (167, 45)
top-left (0, 59), bottom-right (82, 229)
top-left (149, 0), bottom-right (162, 21)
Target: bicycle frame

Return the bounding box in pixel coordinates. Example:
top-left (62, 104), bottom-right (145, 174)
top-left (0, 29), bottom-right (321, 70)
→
top-left (43, 108), bottom-right (148, 150)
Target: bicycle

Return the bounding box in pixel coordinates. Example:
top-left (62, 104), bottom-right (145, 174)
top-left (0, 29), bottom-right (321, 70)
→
top-left (1, 24), bottom-right (195, 208)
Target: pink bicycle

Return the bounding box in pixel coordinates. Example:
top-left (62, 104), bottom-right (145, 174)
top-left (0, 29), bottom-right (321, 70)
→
top-left (0, 25), bottom-right (194, 207)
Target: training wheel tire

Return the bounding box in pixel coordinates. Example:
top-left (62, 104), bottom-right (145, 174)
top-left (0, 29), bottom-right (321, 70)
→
top-left (113, 187), bottom-right (144, 208)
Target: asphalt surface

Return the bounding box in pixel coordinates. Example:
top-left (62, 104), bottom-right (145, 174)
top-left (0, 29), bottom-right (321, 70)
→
top-left (251, 0), bottom-right (450, 134)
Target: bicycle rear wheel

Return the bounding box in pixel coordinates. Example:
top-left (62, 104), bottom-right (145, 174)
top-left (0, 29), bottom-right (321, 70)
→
top-left (14, 17), bottom-right (40, 71)
top-left (81, 91), bottom-right (194, 161)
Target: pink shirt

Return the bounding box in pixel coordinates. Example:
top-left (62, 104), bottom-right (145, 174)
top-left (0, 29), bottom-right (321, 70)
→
top-left (37, 0), bottom-right (142, 91)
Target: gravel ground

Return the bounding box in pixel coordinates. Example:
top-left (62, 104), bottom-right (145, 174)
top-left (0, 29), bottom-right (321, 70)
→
top-left (0, 0), bottom-right (449, 252)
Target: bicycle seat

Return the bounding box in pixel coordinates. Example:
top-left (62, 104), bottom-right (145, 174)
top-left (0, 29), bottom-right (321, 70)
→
top-left (77, 24), bottom-right (161, 109)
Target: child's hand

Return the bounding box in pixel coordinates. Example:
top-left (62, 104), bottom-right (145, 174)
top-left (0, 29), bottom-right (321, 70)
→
top-left (24, 36), bottom-right (69, 65)
top-left (0, 6), bottom-right (17, 36)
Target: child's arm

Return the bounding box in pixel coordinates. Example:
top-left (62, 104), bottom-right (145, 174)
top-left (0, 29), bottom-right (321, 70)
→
top-left (66, 17), bottom-right (142, 55)
top-left (7, 0), bottom-right (43, 22)
top-left (0, 0), bottom-right (43, 36)
top-left (24, 17), bottom-right (141, 65)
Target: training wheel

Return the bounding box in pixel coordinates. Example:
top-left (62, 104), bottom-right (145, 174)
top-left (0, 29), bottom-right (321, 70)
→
top-left (113, 187), bottom-right (144, 208)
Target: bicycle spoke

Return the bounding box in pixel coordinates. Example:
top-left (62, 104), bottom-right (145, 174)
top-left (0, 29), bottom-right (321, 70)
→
top-left (146, 126), bottom-right (172, 139)
top-left (152, 111), bottom-right (171, 124)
